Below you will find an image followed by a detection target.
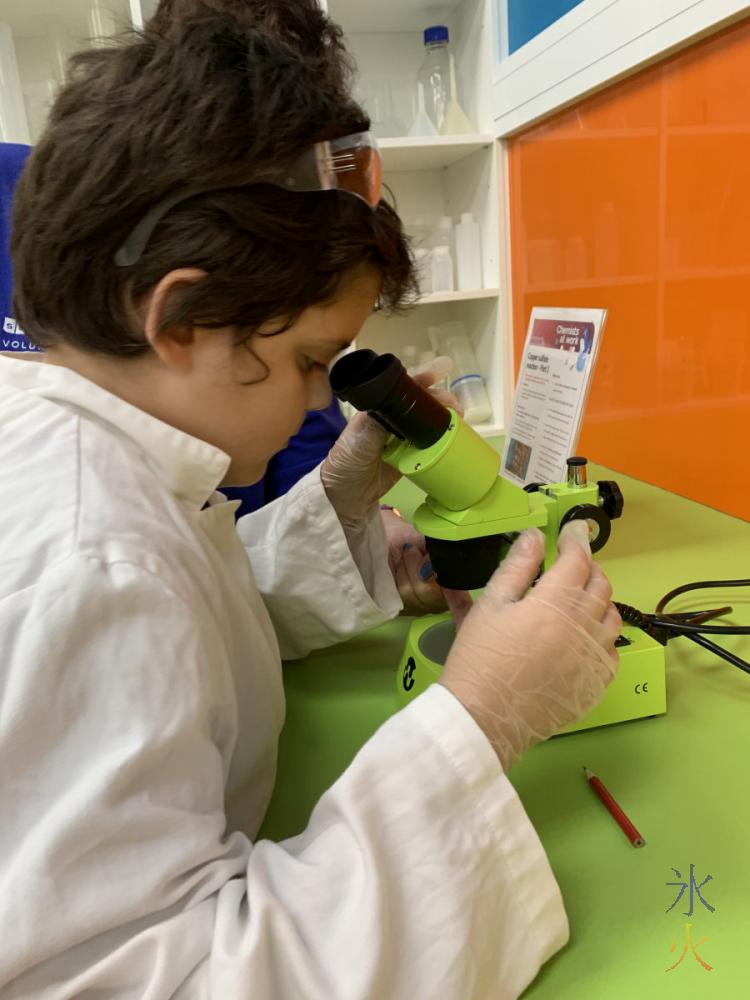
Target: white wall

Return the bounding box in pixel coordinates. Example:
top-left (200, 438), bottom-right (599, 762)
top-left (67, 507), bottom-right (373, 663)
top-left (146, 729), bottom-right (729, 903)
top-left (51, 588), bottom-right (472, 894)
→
top-left (0, 22), bottom-right (30, 143)
top-left (129, 0), bottom-right (156, 29)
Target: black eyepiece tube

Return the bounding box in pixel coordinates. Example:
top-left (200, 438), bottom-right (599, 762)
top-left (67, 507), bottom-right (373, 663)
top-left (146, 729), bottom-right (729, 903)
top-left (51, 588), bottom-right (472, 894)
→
top-left (329, 349), bottom-right (451, 449)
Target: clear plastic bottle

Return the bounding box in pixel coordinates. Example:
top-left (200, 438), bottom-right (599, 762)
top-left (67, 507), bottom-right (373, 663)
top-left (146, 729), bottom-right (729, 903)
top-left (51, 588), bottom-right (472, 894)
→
top-left (413, 247), bottom-right (433, 295)
top-left (418, 347), bottom-right (448, 390)
top-left (417, 25), bottom-right (452, 133)
top-left (408, 81), bottom-right (438, 137)
top-left (400, 344), bottom-right (421, 373)
top-left (433, 215), bottom-right (454, 254)
top-left (431, 215), bottom-right (455, 289)
top-left (429, 321), bottom-right (493, 425)
top-left (430, 246), bottom-right (454, 293)
top-left (410, 216), bottom-right (430, 248)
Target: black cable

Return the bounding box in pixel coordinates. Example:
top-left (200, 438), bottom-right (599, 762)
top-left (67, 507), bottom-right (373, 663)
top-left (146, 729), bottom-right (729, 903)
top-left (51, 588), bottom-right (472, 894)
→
top-left (614, 578), bottom-right (750, 674)
top-left (656, 577), bottom-right (750, 633)
top-left (682, 632), bottom-right (750, 676)
top-left (656, 578), bottom-right (750, 615)
top-left (651, 618), bottom-right (750, 635)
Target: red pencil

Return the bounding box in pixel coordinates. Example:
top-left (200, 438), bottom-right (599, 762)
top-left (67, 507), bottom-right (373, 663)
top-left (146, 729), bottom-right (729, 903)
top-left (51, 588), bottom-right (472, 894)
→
top-left (583, 766), bottom-right (646, 848)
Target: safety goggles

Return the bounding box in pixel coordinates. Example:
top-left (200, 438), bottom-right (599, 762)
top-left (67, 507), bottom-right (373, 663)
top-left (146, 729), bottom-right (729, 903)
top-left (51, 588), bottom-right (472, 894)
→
top-left (114, 131), bottom-right (382, 267)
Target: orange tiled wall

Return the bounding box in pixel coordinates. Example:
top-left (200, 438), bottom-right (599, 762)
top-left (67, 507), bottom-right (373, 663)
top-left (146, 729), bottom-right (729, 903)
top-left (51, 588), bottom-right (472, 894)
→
top-left (508, 18), bottom-right (750, 521)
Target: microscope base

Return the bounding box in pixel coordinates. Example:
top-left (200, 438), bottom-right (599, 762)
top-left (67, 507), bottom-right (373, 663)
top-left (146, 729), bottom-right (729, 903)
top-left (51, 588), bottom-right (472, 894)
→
top-left (397, 617), bottom-right (666, 733)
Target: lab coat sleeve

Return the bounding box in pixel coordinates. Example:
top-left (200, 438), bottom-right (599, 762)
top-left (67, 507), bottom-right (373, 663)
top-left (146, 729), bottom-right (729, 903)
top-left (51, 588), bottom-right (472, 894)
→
top-left (3, 554), bottom-right (568, 1000)
top-left (234, 683), bottom-right (570, 1000)
top-left (236, 466), bottom-right (403, 659)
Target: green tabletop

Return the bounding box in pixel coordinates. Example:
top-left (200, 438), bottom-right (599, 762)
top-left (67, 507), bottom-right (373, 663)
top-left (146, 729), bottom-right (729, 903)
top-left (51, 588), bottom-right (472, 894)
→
top-left (260, 449), bottom-right (750, 999)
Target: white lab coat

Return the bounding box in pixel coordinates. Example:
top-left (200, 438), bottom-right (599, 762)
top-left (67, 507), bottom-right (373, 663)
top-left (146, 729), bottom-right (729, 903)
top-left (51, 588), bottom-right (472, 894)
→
top-left (0, 355), bottom-right (568, 999)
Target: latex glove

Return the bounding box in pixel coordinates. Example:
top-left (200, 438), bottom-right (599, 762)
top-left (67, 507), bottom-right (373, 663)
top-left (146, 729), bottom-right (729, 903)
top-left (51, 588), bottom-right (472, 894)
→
top-left (320, 356), bottom-right (456, 533)
top-left (381, 508), bottom-right (473, 619)
top-left (439, 521), bottom-right (621, 772)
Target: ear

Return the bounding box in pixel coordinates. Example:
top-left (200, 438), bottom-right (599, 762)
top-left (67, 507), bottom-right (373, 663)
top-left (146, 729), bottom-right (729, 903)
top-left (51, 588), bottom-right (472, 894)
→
top-left (142, 268), bottom-right (208, 371)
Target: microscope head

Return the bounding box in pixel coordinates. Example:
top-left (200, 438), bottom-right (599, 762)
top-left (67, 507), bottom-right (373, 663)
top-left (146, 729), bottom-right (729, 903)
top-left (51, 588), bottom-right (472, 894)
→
top-left (328, 348), bottom-right (451, 448)
top-left (330, 349), bottom-right (622, 591)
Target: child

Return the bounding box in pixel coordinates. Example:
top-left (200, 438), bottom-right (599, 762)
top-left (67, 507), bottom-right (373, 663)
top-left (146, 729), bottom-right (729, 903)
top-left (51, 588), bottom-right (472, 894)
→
top-left (0, 2), bottom-right (621, 997)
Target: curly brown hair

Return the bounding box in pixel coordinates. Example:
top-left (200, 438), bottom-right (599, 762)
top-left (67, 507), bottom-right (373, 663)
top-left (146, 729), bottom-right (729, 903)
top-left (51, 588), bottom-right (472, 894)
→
top-left (11, 0), bottom-right (416, 357)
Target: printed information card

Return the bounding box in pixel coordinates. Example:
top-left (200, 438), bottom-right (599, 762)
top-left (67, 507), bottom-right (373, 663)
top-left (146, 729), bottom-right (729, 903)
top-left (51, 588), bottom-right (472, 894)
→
top-left (501, 306), bottom-right (607, 487)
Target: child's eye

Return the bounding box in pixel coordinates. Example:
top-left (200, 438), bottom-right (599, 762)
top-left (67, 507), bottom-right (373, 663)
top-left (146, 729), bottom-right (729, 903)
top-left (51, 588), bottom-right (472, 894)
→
top-left (300, 355), bottom-right (327, 374)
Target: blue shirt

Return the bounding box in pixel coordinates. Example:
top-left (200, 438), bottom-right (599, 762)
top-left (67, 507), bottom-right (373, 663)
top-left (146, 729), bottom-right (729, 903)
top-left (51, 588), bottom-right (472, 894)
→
top-left (222, 401), bottom-right (346, 515)
top-left (1, 143), bottom-right (38, 354)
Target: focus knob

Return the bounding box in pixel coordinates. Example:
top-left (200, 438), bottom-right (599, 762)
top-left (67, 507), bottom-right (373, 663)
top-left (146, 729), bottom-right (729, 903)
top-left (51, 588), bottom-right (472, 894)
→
top-left (598, 480), bottom-right (624, 520)
top-left (566, 456), bottom-right (588, 487)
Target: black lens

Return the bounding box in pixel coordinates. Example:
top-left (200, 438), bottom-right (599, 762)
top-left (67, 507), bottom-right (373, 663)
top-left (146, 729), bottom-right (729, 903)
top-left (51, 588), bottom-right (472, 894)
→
top-left (329, 349), bottom-right (451, 449)
top-left (425, 535), bottom-right (505, 590)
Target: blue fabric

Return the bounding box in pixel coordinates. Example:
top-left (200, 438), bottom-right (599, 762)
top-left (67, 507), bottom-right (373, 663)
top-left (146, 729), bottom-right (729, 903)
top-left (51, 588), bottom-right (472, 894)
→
top-left (0, 143), bottom-right (38, 353)
top-left (222, 400), bottom-right (346, 516)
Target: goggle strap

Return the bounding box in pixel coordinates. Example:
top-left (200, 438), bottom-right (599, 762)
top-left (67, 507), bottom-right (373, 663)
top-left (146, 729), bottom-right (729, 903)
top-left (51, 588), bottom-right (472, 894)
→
top-left (114, 132), bottom-right (380, 267)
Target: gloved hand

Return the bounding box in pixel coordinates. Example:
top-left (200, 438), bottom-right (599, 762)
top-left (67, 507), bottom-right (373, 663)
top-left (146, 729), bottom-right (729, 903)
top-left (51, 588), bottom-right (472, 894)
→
top-left (380, 508), bottom-right (474, 619)
top-left (320, 357), bottom-right (456, 533)
top-left (439, 521), bottom-right (621, 772)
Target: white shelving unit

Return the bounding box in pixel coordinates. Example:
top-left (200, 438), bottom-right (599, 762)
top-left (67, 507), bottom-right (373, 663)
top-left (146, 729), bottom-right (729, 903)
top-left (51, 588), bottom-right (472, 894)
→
top-left (0, 0), bottom-right (511, 436)
top-left (379, 135), bottom-right (495, 172)
top-left (0, 0), bottom-right (132, 144)
top-left (328, 0), bottom-right (510, 437)
top-left (418, 288), bottom-right (500, 304)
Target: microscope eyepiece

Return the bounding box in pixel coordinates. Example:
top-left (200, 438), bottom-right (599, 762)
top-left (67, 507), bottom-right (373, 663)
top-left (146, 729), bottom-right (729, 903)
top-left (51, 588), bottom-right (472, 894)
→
top-left (329, 349), bottom-right (451, 449)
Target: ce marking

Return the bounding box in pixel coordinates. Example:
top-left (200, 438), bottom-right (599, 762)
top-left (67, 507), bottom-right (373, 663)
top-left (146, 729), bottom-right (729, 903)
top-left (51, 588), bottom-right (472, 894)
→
top-left (634, 682), bottom-right (649, 695)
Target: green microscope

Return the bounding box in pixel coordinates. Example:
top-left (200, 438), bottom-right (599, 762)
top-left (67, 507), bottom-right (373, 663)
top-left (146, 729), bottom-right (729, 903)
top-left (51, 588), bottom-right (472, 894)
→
top-left (330, 349), bottom-right (666, 734)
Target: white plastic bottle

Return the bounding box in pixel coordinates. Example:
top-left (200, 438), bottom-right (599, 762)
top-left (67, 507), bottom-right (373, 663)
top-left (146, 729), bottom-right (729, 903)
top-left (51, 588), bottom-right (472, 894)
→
top-left (417, 26), bottom-right (452, 132)
top-left (454, 213), bottom-right (482, 290)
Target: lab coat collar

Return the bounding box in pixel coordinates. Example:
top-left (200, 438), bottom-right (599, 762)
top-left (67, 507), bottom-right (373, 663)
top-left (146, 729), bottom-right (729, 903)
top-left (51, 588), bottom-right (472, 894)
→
top-left (0, 355), bottom-right (231, 508)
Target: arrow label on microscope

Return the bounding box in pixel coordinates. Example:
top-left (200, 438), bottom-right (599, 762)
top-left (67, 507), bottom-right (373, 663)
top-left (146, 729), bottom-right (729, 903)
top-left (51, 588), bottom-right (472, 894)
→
top-left (403, 657), bottom-right (416, 692)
